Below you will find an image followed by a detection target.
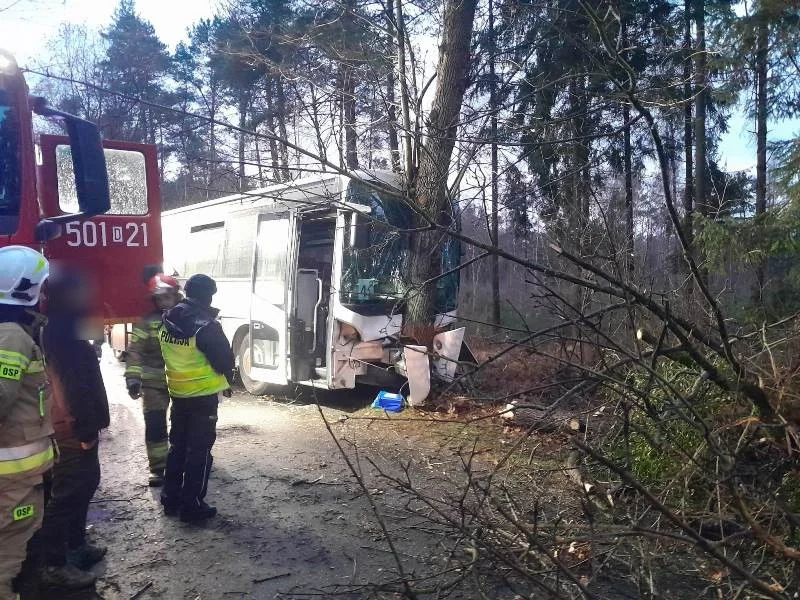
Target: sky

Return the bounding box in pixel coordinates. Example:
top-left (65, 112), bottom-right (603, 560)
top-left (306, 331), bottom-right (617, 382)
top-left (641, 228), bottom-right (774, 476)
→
top-left (0, 0), bottom-right (216, 63)
top-left (1, 0), bottom-right (797, 177)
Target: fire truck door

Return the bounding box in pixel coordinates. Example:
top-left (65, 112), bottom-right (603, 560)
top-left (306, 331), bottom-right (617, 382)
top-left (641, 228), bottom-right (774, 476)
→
top-left (38, 136), bottom-right (163, 324)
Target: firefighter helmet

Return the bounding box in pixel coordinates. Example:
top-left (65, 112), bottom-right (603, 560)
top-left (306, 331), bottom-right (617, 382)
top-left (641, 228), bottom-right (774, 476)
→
top-left (0, 246), bottom-right (50, 306)
top-left (148, 273), bottom-right (181, 296)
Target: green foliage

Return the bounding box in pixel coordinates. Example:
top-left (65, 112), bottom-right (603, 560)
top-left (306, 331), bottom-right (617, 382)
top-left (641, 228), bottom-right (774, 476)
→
top-left (609, 358), bottom-right (738, 490)
top-left (696, 203), bottom-right (800, 318)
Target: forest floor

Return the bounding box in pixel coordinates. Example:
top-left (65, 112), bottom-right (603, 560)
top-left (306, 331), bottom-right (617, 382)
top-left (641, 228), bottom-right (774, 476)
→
top-left (16, 345), bottom-right (704, 599)
top-left (15, 348), bottom-right (576, 600)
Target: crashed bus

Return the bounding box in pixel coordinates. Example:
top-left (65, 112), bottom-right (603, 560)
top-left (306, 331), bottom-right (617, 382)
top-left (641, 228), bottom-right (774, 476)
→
top-left (162, 171), bottom-right (466, 403)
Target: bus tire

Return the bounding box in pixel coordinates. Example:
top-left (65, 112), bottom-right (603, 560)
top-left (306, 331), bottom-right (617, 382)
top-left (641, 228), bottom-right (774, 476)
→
top-left (237, 334), bottom-right (271, 396)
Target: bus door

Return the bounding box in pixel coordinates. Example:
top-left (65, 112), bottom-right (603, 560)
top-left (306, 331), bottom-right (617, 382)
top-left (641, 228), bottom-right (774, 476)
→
top-left (248, 212), bottom-right (297, 386)
top-left (37, 136), bottom-right (163, 324)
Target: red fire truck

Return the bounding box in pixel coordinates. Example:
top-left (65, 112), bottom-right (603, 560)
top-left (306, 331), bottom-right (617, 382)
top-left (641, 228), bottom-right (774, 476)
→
top-left (0, 49), bottom-right (163, 327)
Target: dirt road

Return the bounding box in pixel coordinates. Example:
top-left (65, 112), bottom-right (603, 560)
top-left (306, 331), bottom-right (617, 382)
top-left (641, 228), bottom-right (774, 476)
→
top-left (21, 352), bottom-right (487, 600)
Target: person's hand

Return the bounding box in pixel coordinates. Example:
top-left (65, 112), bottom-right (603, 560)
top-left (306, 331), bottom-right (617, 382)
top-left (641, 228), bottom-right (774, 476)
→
top-left (80, 439), bottom-right (98, 451)
top-left (222, 388), bottom-right (232, 398)
top-left (126, 378), bottom-right (142, 399)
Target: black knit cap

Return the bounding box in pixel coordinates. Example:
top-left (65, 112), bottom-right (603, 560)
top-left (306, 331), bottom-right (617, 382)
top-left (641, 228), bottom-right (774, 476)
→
top-left (184, 274), bottom-right (217, 305)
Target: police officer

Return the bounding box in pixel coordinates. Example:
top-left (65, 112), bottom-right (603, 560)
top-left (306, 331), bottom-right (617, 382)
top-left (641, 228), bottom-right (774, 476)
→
top-left (158, 274), bottom-right (234, 523)
top-left (0, 246), bottom-right (52, 600)
top-left (125, 274), bottom-right (181, 486)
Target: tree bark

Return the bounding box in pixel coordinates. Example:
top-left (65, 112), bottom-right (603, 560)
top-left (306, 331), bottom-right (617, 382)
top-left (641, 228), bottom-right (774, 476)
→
top-left (237, 91), bottom-right (249, 192)
top-left (754, 9), bottom-right (768, 302)
top-left (683, 0), bottom-right (694, 252)
top-left (275, 77), bottom-right (291, 181)
top-left (694, 0), bottom-right (707, 220)
top-left (341, 63), bottom-right (359, 171)
top-left (386, 0), bottom-right (401, 173)
top-left (405, 0), bottom-right (478, 345)
top-left (265, 78), bottom-right (282, 183)
top-left (395, 0), bottom-right (414, 177)
top-left (623, 102), bottom-right (634, 277)
top-left (622, 14), bottom-right (634, 278)
top-left (489, 0), bottom-right (501, 327)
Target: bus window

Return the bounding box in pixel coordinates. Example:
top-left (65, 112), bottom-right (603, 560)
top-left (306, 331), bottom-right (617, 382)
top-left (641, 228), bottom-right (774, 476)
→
top-left (56, 146), bottom-right (147, 215)
top-left (185, 222), bottom-right (224, 276)
top-left (0, 89), bottom-right (21, 235)
top-left (254, 217), bottom-right (290, 305)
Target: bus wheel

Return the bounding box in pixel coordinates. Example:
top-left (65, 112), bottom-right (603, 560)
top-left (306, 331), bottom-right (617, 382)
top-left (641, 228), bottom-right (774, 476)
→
top-left (237, 334), bottom-right (271, 396)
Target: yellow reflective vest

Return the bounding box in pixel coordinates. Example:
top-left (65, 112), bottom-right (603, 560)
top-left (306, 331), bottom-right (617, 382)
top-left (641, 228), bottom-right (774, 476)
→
top-left (158, 327), bottom-right (229, 398)
top-left (0, 321), bottom-right (54, 480)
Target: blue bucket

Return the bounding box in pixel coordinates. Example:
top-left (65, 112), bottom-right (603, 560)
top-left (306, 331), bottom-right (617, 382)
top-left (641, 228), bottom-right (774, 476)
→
top-left (371, 391), bottom-right (404, 413)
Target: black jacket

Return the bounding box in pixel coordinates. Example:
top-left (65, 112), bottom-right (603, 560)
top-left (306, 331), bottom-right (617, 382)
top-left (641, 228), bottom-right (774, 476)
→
top-left (42, 316), bottom-right (110, 443)
top-left (162, 299), bottom-right (235, 384)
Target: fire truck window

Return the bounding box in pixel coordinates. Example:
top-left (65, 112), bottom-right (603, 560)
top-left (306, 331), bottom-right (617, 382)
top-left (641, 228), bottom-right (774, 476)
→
top-left (0, 89), bottom-right (21, 234)
top-left (57, 146), bottom-right (148, 215)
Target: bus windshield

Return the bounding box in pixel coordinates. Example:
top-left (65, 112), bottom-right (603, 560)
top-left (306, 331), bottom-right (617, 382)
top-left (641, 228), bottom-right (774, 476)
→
top-left (340, 179), bottom-right (461, 313)
top-left (0, 88), bottom-right (21, 235)
top-left (340, 180), bottom-right (411, 307)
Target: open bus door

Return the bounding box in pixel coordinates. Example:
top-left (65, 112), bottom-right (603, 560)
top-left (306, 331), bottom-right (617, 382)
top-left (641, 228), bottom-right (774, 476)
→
top-left (246, 212), bottom-right (297, 386)
top-left (38, 135), bottom-right (163, 325)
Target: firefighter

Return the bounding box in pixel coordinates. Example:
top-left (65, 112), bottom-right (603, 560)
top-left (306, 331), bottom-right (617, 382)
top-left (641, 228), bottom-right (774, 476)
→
top-left (158, 274), bottom-right (234, 523)
top-left (0, 246), bottom-right (52, 600)
top-left (125, 274), bottom-right (181, 487)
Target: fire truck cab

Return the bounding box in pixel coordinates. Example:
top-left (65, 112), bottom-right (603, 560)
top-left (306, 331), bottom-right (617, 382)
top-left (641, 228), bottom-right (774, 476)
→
top-left (0, 49), bottom-right (163, 324)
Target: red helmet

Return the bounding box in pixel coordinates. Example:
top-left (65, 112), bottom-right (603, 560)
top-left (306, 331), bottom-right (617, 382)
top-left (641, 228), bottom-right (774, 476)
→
top-left (148, 274), bottom-right (180, 296)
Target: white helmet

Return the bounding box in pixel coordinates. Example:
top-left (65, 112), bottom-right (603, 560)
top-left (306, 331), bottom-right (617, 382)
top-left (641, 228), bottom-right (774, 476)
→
top-left (0, 246), bottom-right (50, 306)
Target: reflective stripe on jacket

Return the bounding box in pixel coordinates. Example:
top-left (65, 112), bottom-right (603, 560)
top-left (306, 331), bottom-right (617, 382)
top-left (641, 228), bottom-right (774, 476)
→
top-left (124, 312), bottom-right (167, 387)
top-left (0, 322), bottom-right (54, 480)
top-left (158, 326), bottom-right (228, 398)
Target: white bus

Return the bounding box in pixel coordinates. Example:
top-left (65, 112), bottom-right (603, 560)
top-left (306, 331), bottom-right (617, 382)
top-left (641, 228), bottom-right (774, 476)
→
top-left (161, 171), bottom-right (465, 403)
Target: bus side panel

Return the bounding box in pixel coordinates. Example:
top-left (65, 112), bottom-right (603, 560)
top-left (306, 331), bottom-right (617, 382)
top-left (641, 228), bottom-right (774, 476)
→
top-left (38, 136), bottom-right (163, 323)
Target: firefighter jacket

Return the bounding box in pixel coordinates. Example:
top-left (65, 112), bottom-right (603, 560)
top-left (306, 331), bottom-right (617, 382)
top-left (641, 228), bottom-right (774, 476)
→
top-left (0, 318), bottom-right (54, 482)
top-left (124, 311), bottom-right (167, 389)
top-left (158, 299), bottom-right (234, 399)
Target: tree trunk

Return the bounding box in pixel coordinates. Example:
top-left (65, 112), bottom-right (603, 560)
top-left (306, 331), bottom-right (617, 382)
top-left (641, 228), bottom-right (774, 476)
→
top-left (265, 78), bottom-right (282, 183)
top-left (342, 63), bottom-right (359, 170)
top-left (683, 0), bottom-right (693, 253)
top-left (623, 102), bottom-right (634, 277)
top-left (386, 0), bottom-right (401, 173)
top-left (754, 10), bottom-right (768, 303)
top-left (405, 0), bottom-right (478, 345)
top-left (395, 0), bottom-right (414, 177)
top-left (489, 0), bottom-right (501, 327)
top-left (694, 0), bottom-right (707, 220)
top-left (275, 77), bottom-right (291, 181)
top-left (237, 91), bottom-right (249, 192)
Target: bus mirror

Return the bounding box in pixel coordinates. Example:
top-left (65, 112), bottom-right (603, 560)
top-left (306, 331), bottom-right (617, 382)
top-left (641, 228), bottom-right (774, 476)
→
top-left (31, 98), bottom-right (111, 216)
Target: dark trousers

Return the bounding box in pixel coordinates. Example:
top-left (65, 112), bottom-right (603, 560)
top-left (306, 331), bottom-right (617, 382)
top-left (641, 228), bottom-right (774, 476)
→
top-left (39, 444), bottom-right (100, 567)
top-left (161, 395), bottom-right (218, 510)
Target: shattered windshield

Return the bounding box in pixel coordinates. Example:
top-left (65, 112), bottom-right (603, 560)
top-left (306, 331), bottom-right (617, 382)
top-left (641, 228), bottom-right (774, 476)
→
top-left (340, 179), bottom-right (460, 313)
top-left (0, 88), bottom-right (21, 234)
top-left (340, 180), bottom-right (411, 306)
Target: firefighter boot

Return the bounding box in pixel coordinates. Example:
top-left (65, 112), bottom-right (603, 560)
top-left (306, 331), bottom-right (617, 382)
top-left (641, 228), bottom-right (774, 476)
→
top-left (149, 470), bottom-right (164, 487)
top-left (39, 564), bottom-right (96, 590)
top-left (67, 543), bottom-right (107, 570)
top-left (180, 501), bottom-right (217, 523)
